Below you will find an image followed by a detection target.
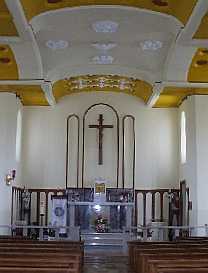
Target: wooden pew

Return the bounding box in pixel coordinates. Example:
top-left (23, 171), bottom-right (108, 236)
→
top-left (128, 239), bottom-right (208, 273)
top-left (129, 240), bottom-right (208, 271)
top-left (0, 238), bottom-right (84, 273)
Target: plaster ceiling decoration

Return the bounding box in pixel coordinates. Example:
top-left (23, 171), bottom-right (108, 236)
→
top-left (140, 40), bottom-right (163, 51)
top-left (92, 43), bottom-right (117, 51)
top-left (20, 0), bottom-right (197, 25)
top-left (46, 40), bottom-right (69, 50)
top-left (188, 48), bottom-right (208, 82)
top-left (193, 12), bottom-right (208, 39)
top-left (92, 20), bottom-right (119, 33)
top-left (0, 0), bottom-right (18, 36)
top-left (0, 85), bottom-right (48, 106)
top-left (0, 45), bottom-right (19, 80)
top-left (52, 75), bottom-right (153, 103)
top-left (0, 0), bottom-right (208, 108)
top-left (91, 55), bottom-right (114, 64)
top-left (154, 86), bottom-right (208, 108)
top-left (31, 7), bottom-right (181, 82)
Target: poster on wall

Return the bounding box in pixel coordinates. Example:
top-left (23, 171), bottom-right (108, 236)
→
top-left (51, 196), bottom-right (67, 234)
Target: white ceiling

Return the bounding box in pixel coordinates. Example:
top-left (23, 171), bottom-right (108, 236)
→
top-left (30, 6), bottom-right (182, 83)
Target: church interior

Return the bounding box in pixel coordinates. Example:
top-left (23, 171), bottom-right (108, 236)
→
top-left (1, 0), bottom-right (208, 272)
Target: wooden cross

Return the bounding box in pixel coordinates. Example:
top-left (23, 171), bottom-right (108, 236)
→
top-left (89, 114), bottom-right (114, 165)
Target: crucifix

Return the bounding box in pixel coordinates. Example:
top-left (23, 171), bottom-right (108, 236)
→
top-left (89, 114), bottom-right (114, 165)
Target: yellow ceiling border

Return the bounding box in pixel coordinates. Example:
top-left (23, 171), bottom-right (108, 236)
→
top-left (0, 84), bottom-right (49, 106)
top-left (188, 48), bottom-right (208, 83)
top-left (193, 12), bottom-right (208, 39)
top-left (0, 0), bottom-right (18, 36)
top-left (52, 75), bottom-right (153, 104)
top-left (0, 44), bottom-right (19, 80)
top-left (153, 86), bottom-right (208, 108)
top-left (20, 0), bottom-right (197, 25)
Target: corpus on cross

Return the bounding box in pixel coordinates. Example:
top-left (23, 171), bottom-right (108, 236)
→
top-left (89, 114), bottom-right (114, 165)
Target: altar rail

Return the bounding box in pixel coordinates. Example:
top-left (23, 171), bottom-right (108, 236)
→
top-left (12, 186), bottom-right (187, 228)
top-left (0, 224), bottom-right (207, 254)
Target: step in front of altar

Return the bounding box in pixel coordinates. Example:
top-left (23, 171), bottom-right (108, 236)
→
top-left (81, 232), bottom-right (125, 247)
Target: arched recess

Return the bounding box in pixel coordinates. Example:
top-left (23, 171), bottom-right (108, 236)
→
top-left (122, 115), bottom-right (135, 189)
top-left (82, 103), bottom-right (119, 188)
top-left (66, 114), bottom-right (80, 188)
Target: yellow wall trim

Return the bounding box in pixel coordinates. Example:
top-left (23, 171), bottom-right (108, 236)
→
top-left (0, 85), bottom-right (48, 106)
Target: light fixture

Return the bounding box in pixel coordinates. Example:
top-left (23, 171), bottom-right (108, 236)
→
top-left (140, 40), bottom-right (163, 51)
top-left (5, 170), bottom-right (16, 186)
top-left (92, 43), bottom-right (117, 51)
top-left (92, 55), bottom-right (114, 64)
top-left (46, 40), bottom-right (69, 50)
top-left (92, 20), bottom-right (119, 33)
top-left (93, 204), bottom-right (101, 212)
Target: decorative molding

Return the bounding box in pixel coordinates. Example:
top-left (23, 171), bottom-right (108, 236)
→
top-left (66, 114), bottom-right (80, 188)
top-left (41, 82), bottom-right (56, 106)
top-left (122, 115), bottom-right (135, 189)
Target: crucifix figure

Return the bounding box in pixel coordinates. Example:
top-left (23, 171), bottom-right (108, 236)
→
top-left (89, 114), bottom-right (114, 165)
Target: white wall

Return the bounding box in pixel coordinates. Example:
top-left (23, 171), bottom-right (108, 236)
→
top-left (195, 96), bottom-right (208, 227)
top-left (180, 95), bottom-right (208, 228)
top-left (0, 93), bottom-right (21, 227)
top-left (21, 92), bottom-right (179, 190)
top-left (179, 96), bottom-right (197, 226)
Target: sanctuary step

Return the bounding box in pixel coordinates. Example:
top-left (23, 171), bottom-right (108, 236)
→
top-left (84, 255), bottom-right (131, 273)
top-left (81, 232), bottom-right (129, 254)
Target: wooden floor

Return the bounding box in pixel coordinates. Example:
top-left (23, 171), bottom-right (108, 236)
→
top-left (84, 256), bottom-right (132, 273)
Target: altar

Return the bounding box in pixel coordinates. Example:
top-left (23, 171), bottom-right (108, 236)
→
top-left (52, 186), bottom-right (134, 234)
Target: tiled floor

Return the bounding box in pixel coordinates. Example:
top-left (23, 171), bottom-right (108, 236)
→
top-left (84, 255), bottom-right (132, 273)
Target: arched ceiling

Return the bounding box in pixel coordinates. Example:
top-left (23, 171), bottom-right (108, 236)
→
top-left (0, 0), bottom-right (208, 107)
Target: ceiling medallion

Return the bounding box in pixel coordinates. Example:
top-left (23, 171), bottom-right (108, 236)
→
top-left (92, 43), bottom-right (117, 51)
top-left (92, 55), bottom-right (114, 65)
top-left (64, 75), bottom-right (136, 93)
top-left (140, 40), bottom-right (163, 51)
top-left (92, 21), bottom-right (119, 33)
top-left (46, 40), bottom-right (69, 50)
top-left (152, 0), bottom-right (168, 7)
